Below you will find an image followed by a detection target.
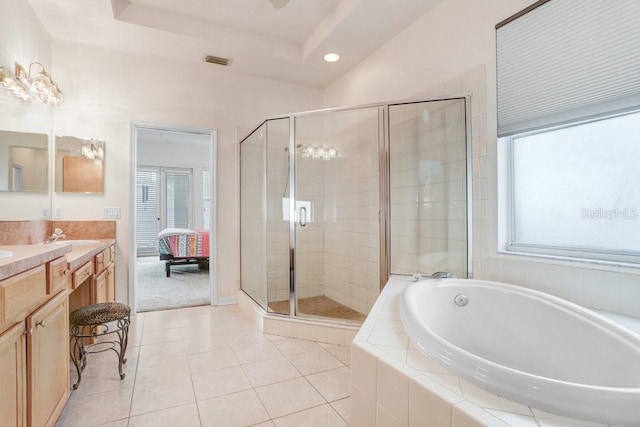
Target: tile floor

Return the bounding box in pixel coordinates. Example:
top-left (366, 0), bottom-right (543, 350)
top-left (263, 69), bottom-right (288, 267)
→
top-left (57, 304), bottom-right (352, 427)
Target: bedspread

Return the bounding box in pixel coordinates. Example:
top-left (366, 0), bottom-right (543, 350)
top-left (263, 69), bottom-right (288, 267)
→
top-left (158, 228), bottom-right (209, 258)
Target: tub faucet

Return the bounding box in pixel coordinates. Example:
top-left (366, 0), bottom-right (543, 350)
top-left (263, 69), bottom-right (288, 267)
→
top-left (412, 271), bottom-right (457, 282)
top-left (431, 271), bottom-right (457, 279)
top-left (46, 228), bottom-right (66, 243)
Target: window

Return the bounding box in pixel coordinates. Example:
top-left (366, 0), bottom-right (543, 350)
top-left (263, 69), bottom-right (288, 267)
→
top-left (508, 111), bottom-right (640, 262)
top-left (497, 0), bottom-right (640, 264)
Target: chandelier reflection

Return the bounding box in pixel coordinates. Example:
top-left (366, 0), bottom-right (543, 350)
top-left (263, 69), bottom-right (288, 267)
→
top-left (80, 139), bottom-right (104, 160)
top-left (300, 145), bottom-right (338, 160)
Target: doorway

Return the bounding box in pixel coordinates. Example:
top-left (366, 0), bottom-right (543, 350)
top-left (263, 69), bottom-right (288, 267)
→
top-left (130, 123), bottom-right (217, 313)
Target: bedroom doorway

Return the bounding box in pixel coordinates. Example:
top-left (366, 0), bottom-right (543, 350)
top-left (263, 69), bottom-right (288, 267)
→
top-left (130, 124), bottom-right (217, 313)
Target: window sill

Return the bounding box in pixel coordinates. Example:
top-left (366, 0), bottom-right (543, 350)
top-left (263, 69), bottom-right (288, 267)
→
top-left (495, 249), bottom-right (640, 273)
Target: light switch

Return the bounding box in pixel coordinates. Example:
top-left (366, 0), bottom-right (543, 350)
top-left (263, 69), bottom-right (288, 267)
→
top-left (54, 207), bottom-right (63, 219)
top-left (103, 207), bottom-right (121, 219)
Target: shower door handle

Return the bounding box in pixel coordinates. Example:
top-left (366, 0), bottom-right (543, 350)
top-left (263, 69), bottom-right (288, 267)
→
top-left (299, 207), bottom-right (307, 227)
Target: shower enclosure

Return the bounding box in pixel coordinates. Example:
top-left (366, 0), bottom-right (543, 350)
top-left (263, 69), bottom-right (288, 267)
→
top-left (240, 96), bottom-right (472, 324)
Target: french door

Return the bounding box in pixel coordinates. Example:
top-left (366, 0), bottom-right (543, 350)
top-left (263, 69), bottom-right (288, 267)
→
top-left (135, 166), bottom-right (193, 255)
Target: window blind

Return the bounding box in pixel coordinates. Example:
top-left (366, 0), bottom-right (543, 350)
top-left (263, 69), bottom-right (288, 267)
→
top-left (496, 0), bottom-right (640, 137)
top-left (136, 168), bottom-right (159, 254)
top-left (203, 169), bottom-right (211, 230)
top-left (166, 171), bottom-right (191, 229)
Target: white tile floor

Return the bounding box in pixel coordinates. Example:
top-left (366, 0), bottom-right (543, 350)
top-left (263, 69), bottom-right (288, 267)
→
top-left (57, 304), bottom-right (352, 427)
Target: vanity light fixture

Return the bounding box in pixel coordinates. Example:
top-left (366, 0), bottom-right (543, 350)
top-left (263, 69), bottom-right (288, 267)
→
top-left (0, 66), bottom-right (32, 102)
top-left (14, 62), bottom-right (63, 106)
top-left (80, 139), bottom-right (104, 160)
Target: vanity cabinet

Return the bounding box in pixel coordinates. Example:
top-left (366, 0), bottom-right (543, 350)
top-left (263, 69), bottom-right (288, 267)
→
top-left (0, 256), bottom-right (70, 427)
top-left (26, 290), bottom-right (69, 427)
top-left (46, 257), bottom-right (68, 295)
top-left (93, 244), bottom-right (115, 304)
top-left (0, 322), bottom-right (26, 427)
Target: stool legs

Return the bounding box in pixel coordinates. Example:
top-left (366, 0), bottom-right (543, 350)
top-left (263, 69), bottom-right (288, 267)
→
top-left (69, 317), bottom-right (130, 390)
top-left (69, 329), bottom-right (87, 390)
top-left (114, 316), bottom-right (130, 380)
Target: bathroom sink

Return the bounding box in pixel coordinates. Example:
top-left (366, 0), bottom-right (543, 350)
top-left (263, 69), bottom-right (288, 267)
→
top-left (0, 250), bottom-right (13, 259)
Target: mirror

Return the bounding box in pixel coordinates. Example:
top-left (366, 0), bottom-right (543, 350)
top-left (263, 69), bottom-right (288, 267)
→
top-left (55, 136), bottom-right (105, 194)
top-left (0, 91), bottom-right (52, 220)
top-left (0, 130), bottom-right (48, 192)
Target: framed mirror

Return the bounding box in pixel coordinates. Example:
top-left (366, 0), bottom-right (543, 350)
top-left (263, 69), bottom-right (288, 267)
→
top-left (0, 130), bottom-right (49, 192)
top-left (55, 135), bottom-right (105, 194)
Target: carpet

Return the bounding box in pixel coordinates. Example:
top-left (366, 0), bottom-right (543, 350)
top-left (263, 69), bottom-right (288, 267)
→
top-left (135, 256), bottom-right (210, 312)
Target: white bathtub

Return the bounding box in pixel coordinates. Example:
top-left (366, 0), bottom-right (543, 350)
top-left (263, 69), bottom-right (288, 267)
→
top-left (399, 278), bottom-right (640, 426)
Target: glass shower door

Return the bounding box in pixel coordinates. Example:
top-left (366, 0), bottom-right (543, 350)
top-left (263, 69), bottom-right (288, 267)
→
top-left (388, 99), bottom-right (469, 278)
top-left (265, 118), bottom-right (291, 315)
top-left (293, 107), bottom-right (381, 323)
top-left (240, 123), bottom-right (267, 310)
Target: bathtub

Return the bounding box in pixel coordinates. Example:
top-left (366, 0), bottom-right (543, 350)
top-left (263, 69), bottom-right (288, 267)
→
top-left (399, 278), bottom-right (640, 426)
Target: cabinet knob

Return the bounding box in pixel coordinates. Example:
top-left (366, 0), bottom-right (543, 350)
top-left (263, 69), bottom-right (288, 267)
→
top-left (59, 269), bottom-right (67, 277)
top-left (37, 319), bottom-right (47, 328)
top-left (25, 328), bottom-right (34, 336)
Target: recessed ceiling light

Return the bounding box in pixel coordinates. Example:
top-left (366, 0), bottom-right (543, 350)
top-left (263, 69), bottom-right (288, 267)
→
top-left (324, 53), bottom-right (340, 63)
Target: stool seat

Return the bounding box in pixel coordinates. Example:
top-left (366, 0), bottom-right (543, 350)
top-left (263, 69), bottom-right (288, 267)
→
top-left (70, 302), bottom-right (130, 326)
top-left (69, 302), bottom-right (131, 390)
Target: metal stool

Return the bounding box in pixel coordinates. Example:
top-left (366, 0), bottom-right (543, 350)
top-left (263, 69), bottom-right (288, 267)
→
top-left (69, 302), bottom-right (131, 390)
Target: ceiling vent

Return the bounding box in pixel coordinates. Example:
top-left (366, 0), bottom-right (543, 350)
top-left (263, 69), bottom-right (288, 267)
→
top-left (204, 55), bottom-right (231, 66)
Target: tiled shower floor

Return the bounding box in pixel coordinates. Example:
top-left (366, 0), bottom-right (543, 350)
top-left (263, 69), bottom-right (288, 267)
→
top-left (56, 304), bottom-right (351, 426)
top-left (267, 296), bottom-right (366, 323)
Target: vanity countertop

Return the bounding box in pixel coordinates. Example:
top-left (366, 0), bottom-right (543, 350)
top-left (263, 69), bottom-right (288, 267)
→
top-left (62, 239), bottom-right (115, 271)
top-left (0, 244), bottom-right (71, 280)
top-left (0, 239), bottom-right (115, 280)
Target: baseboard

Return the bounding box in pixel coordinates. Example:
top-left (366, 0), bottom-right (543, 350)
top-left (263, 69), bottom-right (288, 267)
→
top-left (216, 296), bottom-right (237, 306)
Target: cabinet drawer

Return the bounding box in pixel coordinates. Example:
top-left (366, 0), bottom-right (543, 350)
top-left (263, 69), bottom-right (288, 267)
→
top-left (0, 266), bottom-right (47, 324)
top-left (47, 257), bottom-right (68, 295)
top-left (71, 261), bottom-right (93, 290)
top-left (94, 248), bottom-right (112, 274)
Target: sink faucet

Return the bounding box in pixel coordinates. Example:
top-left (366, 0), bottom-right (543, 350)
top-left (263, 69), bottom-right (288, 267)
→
top-left (46, 228), bottom-right (66, 243)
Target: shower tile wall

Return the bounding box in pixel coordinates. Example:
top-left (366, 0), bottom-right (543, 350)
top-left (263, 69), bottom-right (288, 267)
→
top-left (405, 65), bottom-right (488, 278)
top-left (323, 114), bottom-right (380, 315)
top-left (295, 156), bottom-right (326, 300)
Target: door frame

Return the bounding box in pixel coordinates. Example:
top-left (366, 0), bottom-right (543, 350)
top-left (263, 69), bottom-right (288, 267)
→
top-left (129, 122), bottom-right (218, 313)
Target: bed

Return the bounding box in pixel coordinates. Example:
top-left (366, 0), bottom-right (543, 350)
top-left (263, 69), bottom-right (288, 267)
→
top-left (157, 228), bottom-right (210, 277)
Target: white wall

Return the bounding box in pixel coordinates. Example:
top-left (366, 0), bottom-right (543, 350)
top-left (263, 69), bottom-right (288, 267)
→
top-left (324, 0), bottom-right (640, 318)
top-left (48, 41), bottom-right (322, 304)
top-left (0, 0), bottom-right (52, 219)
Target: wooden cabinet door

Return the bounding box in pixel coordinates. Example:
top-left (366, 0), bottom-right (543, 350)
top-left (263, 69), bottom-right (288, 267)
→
top-left (26, 291), bottom-right (70, 427)
top-left (94, 269), bottom-right (108, 304)
top-left (106, 263), bottom-right (115, 302)
top-left (0, 322), bottom-right (26, 427)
